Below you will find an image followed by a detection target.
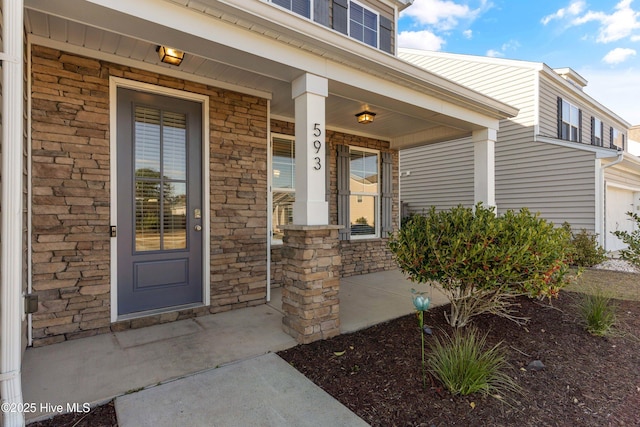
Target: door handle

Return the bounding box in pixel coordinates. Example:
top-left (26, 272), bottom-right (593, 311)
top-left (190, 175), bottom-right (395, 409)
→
top-left (194, 225), bottom-right (202, 231)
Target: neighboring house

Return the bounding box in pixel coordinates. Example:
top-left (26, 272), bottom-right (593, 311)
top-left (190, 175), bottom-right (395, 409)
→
top-left (399, 48), bottom-right (640, 252)
top-left (0, 1), bottom-right (518, 422)
top-left (629, 125), bottom-right (640, 156)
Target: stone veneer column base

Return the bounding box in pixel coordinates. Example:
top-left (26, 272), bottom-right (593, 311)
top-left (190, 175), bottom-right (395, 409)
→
top-left (280, 225), bottom-right (342, 344)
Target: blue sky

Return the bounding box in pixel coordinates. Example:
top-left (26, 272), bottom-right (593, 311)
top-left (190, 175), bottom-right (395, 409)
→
top-left (398, 0), bottom-right (640, 127)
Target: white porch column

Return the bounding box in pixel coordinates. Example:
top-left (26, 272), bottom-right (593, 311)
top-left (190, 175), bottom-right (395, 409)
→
top-left (292, 73), bottom-right (329, 225)
top-left (472, 128), bottom-right (497, 209)
top-left (1, 0), bottom-right (25, 426)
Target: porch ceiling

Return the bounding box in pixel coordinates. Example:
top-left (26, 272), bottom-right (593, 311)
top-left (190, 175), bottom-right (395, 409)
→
top-left (24, 0), bottom-right (509, 146)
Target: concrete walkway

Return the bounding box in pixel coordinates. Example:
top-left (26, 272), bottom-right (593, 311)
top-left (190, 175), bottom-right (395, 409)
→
top-left (22, 269), bottom-right (448, 425)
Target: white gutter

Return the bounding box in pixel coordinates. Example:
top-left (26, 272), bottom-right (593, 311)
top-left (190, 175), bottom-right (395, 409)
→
top-left (1, 0), bottom-right (26, 426)
top-left (601, 150), bottom-right (625, 170)
top-left (27, 40), bottom-right (34, 347)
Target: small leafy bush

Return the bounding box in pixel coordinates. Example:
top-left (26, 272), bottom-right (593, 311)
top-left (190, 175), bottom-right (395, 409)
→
top-left (427, 328), bottom-right (519, 397)
top-left (563, 224), bottom-right (607, 267)
top-left (389, 204), bottom-right (576, 327)
top-left (355, 216), bottom-right (369, 225)
top-left (577, 290), bottom-right (617, 336)
top-left (612, 211), bottom-right (640, 267)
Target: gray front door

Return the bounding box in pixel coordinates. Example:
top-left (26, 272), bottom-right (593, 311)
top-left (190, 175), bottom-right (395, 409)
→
top-left (117, 88), bottom-right (203, 316)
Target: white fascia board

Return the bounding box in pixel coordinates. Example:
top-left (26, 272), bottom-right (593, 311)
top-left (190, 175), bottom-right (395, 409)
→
top-left (606, 181), bottom-right (640, 192)
top-left (535, 135), bottom-right (622, 158)
top-left (539, 65), bottom-right (631, 129)
top-left (57, 0), bottom-right (517, 125)
top-left (399, 48), bottom-right (544, 72)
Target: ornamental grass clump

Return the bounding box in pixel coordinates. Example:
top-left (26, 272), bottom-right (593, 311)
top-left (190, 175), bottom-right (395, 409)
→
top-left (427, 327), bottom-right (520, 397)
top-left (389, 204), bottom-right (577, 328)
top-left (578, 290), bottom-right (617, 336)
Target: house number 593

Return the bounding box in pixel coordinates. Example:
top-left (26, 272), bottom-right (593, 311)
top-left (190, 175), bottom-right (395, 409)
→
top-left (312, 123), bottom-right (322, 171)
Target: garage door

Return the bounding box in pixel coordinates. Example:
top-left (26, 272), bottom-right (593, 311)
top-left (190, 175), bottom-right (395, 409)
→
top-left (605, 186), bottom-right (637, 252)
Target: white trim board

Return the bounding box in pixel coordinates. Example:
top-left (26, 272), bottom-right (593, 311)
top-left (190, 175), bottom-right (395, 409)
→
top-left (535, 135), bottom-right (621, 158)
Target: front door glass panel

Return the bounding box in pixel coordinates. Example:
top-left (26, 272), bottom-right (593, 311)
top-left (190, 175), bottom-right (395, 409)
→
top-left (134, 106), bottom-right (187, 252)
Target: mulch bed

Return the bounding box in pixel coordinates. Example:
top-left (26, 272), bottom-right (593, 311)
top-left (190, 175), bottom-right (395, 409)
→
top-left (29, 401), bottom-right (117, 427)
top-left (279, 292), bottom-right (640, 426)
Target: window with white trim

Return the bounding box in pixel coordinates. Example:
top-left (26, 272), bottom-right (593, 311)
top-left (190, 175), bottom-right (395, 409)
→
top-left (592, 117), bottom-right (603, 146)
top-left (611, 127), bottom-right (625, 150)
top-left (349, 1), bottom-right (378, 48)
top-left (559, 99), bottom-right (580, 142)
top-left (349, 147), bottom-right (379, 238)
top-left (271, 135), bottom-right (295, 243)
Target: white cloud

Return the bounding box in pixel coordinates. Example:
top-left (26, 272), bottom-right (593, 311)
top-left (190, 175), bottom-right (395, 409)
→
top-left (398, 30), bottom-right (447, 50)
top-left (463, 29), bottom-right (473, 39)
top-left (485, 39), bottom-right (520, 58)
top-left (501, 39), bottom-right (521, 51)
top-left (486, 49), bottom-right (504, 57)
top-left (580, 66), bottom-right (640, 124)
top-left (541, 1), bottom-right (586, 25)
top-left (602, 47), bottom-right (637, 64)
top-left (569, 0), bottom-right (640, 43)
top-left (401, 0), bottom-right (491, 31)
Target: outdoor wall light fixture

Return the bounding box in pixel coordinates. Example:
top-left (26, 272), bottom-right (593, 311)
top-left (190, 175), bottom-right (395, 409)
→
top-left (157, 46), bottom-right (185, 66)
top-left (356, 111), bottom-right (376, 124)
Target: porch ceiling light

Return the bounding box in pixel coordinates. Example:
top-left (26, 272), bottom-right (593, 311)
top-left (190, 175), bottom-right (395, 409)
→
top-left (157, 45), bottom-right (185, 66)
top-left (356, 111), bottom-right (376, 124)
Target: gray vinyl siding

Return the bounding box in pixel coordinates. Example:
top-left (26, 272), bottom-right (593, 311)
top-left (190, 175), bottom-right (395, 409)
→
top-left (361, 0), bottom-right (393, 16)
top-left (538, 73), bottom-right (629, 148)
top-left (400, 138), bottom-right (474, 213)
top-left (401, 138), bottom-right (598, 232)
top-left (538, 74), bottom-right (560, 139)
top-left (496, 139), bottom-right (597, 232)
top-left (605, 166), bottom-right (640, 189)
top-left (398, 52), bottom-right (537, 147)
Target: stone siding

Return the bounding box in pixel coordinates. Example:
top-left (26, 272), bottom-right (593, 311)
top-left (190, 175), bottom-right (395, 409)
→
top-left (269, 119), bottom-right (399, 280)
top-left (30, 45), bottom-right (268, 346)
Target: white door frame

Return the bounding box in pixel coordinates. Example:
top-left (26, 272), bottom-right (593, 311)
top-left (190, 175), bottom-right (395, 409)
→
top-left (604, 182), bottom-right (640, 252)
top-left (109, 76), bottom-right (211, 322)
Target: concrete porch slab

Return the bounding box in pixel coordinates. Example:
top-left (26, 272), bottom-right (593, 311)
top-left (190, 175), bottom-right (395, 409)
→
top-left (115, 353), bottom-right (369, 427)
top-left (340, 269), bottom-right (449, 333)
top-left (22, 303), bottom-right (296, 422)
top-left (115, 318), bottom-right (205, 349)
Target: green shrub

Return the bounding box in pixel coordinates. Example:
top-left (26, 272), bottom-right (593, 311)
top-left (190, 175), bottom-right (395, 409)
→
top-left (612, 212), bottom-right (640, 267)
top-left (563, 224), bottom-right (607, 267)
top-left (388, 204), bottom-right (576, 327)
top-left (427, 328), bottom-right (519, 397)
top-left (354, 216), bottom-right (369, 225)
top-left (577, 290), bottom-right (617, 336)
